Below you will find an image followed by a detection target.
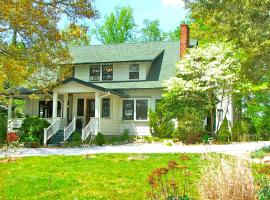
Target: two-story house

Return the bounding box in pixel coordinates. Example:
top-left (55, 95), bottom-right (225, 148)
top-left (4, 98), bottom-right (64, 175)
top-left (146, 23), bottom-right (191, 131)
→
top-left (7, 24), bottom-right (198, 145)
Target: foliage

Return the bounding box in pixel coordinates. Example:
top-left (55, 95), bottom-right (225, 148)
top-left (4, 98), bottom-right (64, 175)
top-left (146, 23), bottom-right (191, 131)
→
top-left (19, 116), bottom-right (50, 144)
top-left (93, 6), bottom-right (136, 44)
top-left (95, 132), bottom-right (105, 146)
top-left (231, 118), bottom-right (257, 141)
top-left (146, 155), bottom-right (194, 199)
top-left (21, 135), bottom-right (39, 143)
top-left (6, 132), bottom-right (19, 143)
top-left (257, 177), bottom-right (270, 200)
top-left (141, 19), bottom-right (166, 41)
top-left (149, 108), bottom-right (175, 139)
top-left (185, 0), bottom-right (270, 86)
top-left (0, 114), bottom-right (7, 143)
top-left (71, 132), bottom-right (82, 143)
top-left (173, 109), bottom-right (205, 144)
top-left (0, 0), bottom-right (97, 93)
top-left (216, 118), bottom-right (231, 144)
top-left (119, 129), bottom-right (130, 142)
top-left (61, 24), bottom-right (90, 46)
top-left (199, 155), bottom-right (256, 200)
top-left (251, 150), bottom-right (265, 159)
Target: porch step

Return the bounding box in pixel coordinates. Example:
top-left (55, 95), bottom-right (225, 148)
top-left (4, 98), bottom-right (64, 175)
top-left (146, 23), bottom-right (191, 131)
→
top-left (47, 130), bottom-right (64, 147)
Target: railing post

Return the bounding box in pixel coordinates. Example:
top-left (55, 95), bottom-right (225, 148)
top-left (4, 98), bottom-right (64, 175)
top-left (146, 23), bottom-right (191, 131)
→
top-left (44, 128), bottom-right (47, 146)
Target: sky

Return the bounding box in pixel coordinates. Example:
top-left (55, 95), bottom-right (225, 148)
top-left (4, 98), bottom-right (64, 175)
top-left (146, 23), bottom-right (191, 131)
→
top-left (86, 0), bottom-right (188, 44)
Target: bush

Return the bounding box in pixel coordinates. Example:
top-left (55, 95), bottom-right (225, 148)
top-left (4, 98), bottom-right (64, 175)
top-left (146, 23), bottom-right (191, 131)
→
top-left (232, 118), bottom-right (257, 141)
top-left (251, 149), bottom-right (265, 159)
top-left (173, 110), bottom-right (205, 144)
top-left (71, 132), bottom-right (81, 143)
top-left (19, 116), bottom-right (50, 144)
top-left (199, 156), bottom-right (255, 200)
top-left (95, 132), bottom-right (105, 146)
top-left (0, 114), bottom-right (7, 143)
top-left (149, 110), bottom-right (175, 138)
top-left (216, 118), bottom-right (231, 143)
top-left (119, 129), bottom-right (130, 142)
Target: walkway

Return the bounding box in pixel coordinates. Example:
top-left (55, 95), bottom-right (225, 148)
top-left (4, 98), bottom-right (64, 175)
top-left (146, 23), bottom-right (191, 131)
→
top-left (1, 141), bottom-right (269, 158)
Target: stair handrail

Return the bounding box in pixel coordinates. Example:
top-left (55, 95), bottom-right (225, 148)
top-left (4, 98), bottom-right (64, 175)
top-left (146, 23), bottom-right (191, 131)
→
top-left (82, 117), bottom-right (98, 141)
top-left (44, 118), bottom-right (60, 146)
top-left (64, 117), bottom-right (76, 141)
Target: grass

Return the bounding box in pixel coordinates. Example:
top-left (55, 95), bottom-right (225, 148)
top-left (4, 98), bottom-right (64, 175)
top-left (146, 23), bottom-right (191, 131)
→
top-left (0, 153), bottom-right (205, 200)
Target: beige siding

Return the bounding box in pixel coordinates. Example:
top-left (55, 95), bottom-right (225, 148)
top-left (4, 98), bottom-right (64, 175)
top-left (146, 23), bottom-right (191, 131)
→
top-left (74, 65), bottom-right (90, 82)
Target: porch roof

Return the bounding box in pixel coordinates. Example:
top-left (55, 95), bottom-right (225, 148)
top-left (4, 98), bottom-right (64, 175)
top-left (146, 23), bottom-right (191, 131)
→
top-left (59, 77), bottom-right (127, 97)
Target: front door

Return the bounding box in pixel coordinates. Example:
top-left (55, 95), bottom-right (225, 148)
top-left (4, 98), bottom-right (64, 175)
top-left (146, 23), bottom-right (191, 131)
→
top-left (86, 99), bottom-right (95, 124)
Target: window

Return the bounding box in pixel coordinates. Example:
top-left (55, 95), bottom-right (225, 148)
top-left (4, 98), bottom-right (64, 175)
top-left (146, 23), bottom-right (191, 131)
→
top-left (123, 100), bottom-right (134, 120)
top-left (39, 101), bottom-right (46, 118)
top-left (136, 100), bottom-right (148, 120)
top-left (102, 65), bottom-right (113, 80)
top-left (102, 98), bottom-right (110, 117)
top-left (122, 99), bottom-right (148, 120)
top-left (129, 64), bottom-right (139, 79)
top-left (90, 65), bottom-right (101, 81)
top-left (77, 99), bottom-right (84, 116)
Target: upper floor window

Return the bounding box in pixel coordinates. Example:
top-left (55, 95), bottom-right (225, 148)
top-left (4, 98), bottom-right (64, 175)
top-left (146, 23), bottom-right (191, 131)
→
top-left (102, 65), bottom-right (113, 81)
top-left (129, 64), bottom-right (139, 80)
top-left (90, 65), bottom-right (101, 81)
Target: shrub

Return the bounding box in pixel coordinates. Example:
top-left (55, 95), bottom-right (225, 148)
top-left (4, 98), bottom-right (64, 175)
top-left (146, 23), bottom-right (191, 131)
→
top-left (6, 132), bottom-right (19, 142)
top-left (149, 110), bottom-right (175, 138)
top-left (216, 118), bottom-right (230, 143)
top-left (250, 150), bottom-right (265, 159)
top-left (232, 118), bottom-right (257, 141)
top-left (21, 135), bottom-right (39, 143)
top-left (173, 111), bottom-right (205, 144)
top-left (119, 129), bottom-right (130, 142)
top-left (95, 132), bottom-right (105, 146)
top-left (19, 116), bottom-right (50, 144)
top-left (199, 156), bottom-right (255, 200)
top-left (71, 132), bottom-right (81, 143)
top-left (0, 114), bottom-right (7, 143)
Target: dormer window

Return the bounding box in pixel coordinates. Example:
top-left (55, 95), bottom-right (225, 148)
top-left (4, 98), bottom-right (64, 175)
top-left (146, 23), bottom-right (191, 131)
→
top-left (102, 65), bottom-right (113, 81)
top-left (129, 64), bottom-right (139, 80)
top-left (90, 65), bottom-right (101, 81)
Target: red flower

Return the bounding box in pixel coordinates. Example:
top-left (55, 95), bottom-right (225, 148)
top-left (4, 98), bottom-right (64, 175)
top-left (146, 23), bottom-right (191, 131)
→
top-left (6, 132), bottom-right (19, 143)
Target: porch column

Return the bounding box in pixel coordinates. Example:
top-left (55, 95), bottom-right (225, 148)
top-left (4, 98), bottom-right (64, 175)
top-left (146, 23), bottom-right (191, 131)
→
top-left (95, 92), bottom-right (100, 118)
top-left (7, 96), bottom-right (13, 119)
top-left (52, 92), bottom-right (58, 118)
top-left (63, 93), bottom-right (68, 119)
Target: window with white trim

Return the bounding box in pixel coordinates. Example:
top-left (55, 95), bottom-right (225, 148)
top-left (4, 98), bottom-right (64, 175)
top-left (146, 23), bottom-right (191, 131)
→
top-left (102, 64), bottom-right (113, 80)
top-left (123, 99), bottom-right (148, 120)
top-left (90, 65), bottom-right (101, 81)
top-left (102, 98), bottom-right (110, 117)
top-left (129, 64), bottom-right (139, 79)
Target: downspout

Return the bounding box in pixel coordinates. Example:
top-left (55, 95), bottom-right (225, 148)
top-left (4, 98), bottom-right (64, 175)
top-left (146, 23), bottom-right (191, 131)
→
top-left (98, 91), bottom-right (111, 132)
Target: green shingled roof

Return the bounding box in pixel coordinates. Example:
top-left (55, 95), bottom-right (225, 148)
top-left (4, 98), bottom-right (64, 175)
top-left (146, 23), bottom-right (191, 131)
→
top-left (69, 40), bottom-right (197, 90)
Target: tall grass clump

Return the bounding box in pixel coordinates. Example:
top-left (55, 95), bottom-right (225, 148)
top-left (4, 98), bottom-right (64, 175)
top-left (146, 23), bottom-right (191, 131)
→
top-left (199, 155), bottom-right (256, 200)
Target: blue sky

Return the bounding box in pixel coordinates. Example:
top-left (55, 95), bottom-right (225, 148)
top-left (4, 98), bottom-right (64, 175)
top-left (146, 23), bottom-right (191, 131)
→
top-left (87, 0), bottom-right (188, 44)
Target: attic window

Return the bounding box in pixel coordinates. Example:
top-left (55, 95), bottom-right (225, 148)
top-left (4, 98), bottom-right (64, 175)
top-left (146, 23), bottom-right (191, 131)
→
top-left (129, 64), bottom-right (139, 80)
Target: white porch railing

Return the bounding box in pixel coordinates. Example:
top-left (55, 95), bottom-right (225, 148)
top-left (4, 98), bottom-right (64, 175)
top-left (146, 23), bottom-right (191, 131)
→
top-left (64, 117), bottom-right (76, 141)
top-left (82, 117), bottom-right (99, 141)
top-left (43, 118), bottom-right (60, 146)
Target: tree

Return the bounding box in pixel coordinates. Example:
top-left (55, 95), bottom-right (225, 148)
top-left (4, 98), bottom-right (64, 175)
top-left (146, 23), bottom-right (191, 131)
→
top-left (165, 43), bottom-right (241, 134)
top-left (141, 19), bottom-right (165, 41)
top-left (93, 6), bottom-right (136, 44)
top-left (0, 0), bottom-right (97, 94)
top-left (185, 0), bottom-right (270, 85)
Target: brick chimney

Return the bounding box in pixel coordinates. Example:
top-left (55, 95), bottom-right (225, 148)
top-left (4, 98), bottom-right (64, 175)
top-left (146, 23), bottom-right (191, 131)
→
top-left (180, 24), bottom-right (190, 59)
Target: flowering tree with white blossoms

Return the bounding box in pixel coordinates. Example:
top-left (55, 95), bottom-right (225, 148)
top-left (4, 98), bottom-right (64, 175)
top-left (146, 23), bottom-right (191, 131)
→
top-left (165, 43), bottom-right (241, 134)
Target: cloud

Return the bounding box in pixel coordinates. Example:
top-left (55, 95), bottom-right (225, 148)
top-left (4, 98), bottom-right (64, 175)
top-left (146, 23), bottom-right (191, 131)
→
top-left (162, 0), bottom-right (185, 7)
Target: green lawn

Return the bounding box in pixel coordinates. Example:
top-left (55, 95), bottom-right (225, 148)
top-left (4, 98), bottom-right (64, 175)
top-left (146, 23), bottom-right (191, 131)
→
top-left (0, 154), bottom-right (205, 200)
